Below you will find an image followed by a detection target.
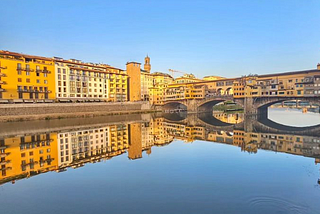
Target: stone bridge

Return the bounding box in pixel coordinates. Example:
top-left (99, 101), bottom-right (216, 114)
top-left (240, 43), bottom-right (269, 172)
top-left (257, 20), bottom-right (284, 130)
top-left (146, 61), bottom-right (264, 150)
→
top-left (245, 96), bottom-right (320, 115)
top-left (163, 95), bottom-right (239, 113)
top-left (163, 95), bottom-right (320, 115)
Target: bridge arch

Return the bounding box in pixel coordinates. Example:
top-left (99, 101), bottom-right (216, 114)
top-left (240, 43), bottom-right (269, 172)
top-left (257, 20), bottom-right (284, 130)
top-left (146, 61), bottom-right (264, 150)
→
top-left (256, 97), bottom-right (320, 110)
top-left (163, 101), bottom-right (187, 112)
top-left (256, 97), bottom-right (320, 117)
top-left (197, 97), bottom-right (243, 113)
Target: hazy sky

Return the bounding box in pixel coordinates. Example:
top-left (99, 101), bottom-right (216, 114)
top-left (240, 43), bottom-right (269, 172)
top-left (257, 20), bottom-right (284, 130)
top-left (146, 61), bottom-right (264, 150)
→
top-left (1, 0), bottom-right (320, 78)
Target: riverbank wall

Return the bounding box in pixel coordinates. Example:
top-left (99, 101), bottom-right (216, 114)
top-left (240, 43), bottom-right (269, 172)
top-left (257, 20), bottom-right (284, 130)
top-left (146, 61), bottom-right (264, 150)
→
top-left (0, 102), bottom-right (159, 122)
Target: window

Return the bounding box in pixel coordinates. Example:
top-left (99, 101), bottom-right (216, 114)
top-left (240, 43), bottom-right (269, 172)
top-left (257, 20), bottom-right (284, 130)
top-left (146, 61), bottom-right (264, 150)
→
top-left (44, 80), bottom-right (48, 84)
top-left (18, 78), bottom-right (22, 82)
top-left (26, 78), bottom-right (30, 83)
top-left (37, 79), bottom-right (40, 83)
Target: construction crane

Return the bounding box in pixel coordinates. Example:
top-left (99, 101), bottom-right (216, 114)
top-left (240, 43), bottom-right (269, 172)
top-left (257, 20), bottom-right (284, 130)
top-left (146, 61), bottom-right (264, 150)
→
top-left (168, 69), bottom-right (187, 78)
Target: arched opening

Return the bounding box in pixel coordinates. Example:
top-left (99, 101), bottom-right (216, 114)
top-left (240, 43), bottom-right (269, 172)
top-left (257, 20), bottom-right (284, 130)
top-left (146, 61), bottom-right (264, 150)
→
top-left (198, 100), bottom-right (244, 124)
top-left (225, 87), bottom-right (233, 95)
top-left (198, 99), bottom-right (226, 113)
top-left (163, 102), bottom-right (187, 113)
top-left (258, 99), bottom-right (320, 129)
top-left (217, 88), bottom-right (224, 95)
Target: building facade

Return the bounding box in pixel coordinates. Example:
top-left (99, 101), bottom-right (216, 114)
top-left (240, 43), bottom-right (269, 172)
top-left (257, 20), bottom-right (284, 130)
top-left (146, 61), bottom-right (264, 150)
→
top-left (0, 51), bottom-right (127, 103)
top-left (54, 58), bottom-right (127, 102)
top-left (0, 51), bottom-right (56, 103)
top-left (126, 56), bottom-right (173, 103)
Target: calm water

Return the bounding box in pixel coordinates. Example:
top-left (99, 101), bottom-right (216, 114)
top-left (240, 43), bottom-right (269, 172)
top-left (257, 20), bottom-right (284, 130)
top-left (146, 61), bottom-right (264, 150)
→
top-left (0, 109), bottom-right (320, 214)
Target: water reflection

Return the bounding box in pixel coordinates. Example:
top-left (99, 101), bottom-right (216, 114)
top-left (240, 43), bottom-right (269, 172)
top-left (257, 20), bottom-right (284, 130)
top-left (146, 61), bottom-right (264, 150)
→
top-left (1, 111), bottom-right (320, 186)
top-left (213, 111), bottom-right (244, 124)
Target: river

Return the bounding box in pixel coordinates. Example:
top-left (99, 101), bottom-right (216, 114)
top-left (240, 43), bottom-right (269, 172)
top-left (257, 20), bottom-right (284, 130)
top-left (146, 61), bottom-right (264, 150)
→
top-left (0, 109), bottom-right (319, 214)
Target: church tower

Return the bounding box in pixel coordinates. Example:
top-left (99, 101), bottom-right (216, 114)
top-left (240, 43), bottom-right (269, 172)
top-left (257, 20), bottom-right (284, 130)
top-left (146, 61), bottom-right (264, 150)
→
top-left (144, 55), bottom-right (151, 73)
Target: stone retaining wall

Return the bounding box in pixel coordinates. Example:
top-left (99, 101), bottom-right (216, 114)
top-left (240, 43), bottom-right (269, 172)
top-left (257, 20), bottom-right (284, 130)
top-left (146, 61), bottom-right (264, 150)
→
top-left (0, 102), bottom-right (156, 122)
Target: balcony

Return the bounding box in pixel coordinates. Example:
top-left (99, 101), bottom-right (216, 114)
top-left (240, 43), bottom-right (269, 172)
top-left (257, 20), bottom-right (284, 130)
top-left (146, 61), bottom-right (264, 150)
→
top-left (0, 145), bottom-right (7, 150)
top-left (0, 88), bottom-right (6, 92)
top-left (0, 160), bottom-right (10, 165)
top-left (17, 67), bottom-right (34, 72)
top-left (0, 80), bottom-right (6, 84)
top-left (0, 72), bottom-right (6, 77)
top-left (0, 152), bottom-right (10, 158)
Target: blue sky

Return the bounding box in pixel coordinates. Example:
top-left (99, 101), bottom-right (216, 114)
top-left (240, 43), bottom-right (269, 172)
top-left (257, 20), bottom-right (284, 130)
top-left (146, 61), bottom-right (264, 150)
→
top-left (1, 0), bottom-right (320, 78)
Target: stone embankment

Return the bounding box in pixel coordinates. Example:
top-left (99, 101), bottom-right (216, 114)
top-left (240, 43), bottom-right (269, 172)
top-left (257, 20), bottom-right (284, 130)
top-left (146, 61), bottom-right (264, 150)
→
top-left (0, 102), bottom-right (158, 122)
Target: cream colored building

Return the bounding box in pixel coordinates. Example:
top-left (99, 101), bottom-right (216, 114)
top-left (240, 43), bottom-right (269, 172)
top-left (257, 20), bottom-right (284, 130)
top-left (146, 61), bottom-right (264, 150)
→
top-left (57, 124), bottom-right (129, 168)
top-left (54, 58), bottom-right (128, 102)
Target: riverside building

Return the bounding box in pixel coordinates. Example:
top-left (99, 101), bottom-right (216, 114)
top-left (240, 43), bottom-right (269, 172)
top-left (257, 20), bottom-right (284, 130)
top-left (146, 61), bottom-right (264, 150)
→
top-left (0, 50), bottom-right (127, 103)
top-left (54, 58), bottom-right (128, 102)
top-left (0, 51), bottom-right (56, 103)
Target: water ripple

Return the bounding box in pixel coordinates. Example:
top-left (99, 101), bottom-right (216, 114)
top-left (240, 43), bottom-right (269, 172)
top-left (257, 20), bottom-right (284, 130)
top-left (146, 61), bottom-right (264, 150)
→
top-left (246, 196), bottom-right (315, 214)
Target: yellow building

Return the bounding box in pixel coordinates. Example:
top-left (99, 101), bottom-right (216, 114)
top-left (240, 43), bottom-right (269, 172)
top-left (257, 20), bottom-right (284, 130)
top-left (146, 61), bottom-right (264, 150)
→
top-left (173, 73), bottom-right (201, 84)
top-left (0, 51), bottom-right (56, 102)
top-left (0, 133), bottom-right (58, 184)
top-left (165, 83), bottom-right (207, 101)
top-left (203, 75), bottom-right (225, 81)
top-left (233, 68), bottom-right (320, 99)
top-left (126, 62), bottom-right (142, 101)
top-left (149, 72), bottom-right (173, 105)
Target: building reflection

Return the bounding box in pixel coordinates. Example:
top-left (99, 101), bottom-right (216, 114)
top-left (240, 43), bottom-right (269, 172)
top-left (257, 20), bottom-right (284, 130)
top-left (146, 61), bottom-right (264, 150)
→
top-left (1, 115), bottom-right (320, 185)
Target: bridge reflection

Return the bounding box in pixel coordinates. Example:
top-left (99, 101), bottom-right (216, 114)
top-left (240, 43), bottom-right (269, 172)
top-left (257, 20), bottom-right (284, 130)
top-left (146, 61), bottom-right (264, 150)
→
top-left (0, 113), bottom-right (320, 186)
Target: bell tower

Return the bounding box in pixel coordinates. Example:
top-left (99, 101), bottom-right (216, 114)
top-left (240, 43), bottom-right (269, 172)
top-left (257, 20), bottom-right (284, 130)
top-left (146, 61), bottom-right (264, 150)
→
top-left (144, 55), bottom-right (151, 73)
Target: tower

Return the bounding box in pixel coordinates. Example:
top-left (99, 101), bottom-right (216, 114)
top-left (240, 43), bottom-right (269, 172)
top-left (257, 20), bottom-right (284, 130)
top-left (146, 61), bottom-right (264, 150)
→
top-left (144, 55), bottom-right (151, 73)
top-left (126, 62), bottom-right (141, 101)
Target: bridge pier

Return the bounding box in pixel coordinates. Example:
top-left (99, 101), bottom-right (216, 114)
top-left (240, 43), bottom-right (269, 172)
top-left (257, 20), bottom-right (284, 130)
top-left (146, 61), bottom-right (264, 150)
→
top-left (186, 99), bottom-right (198, 113)
top-left (244, 97), bottom-right (257, 116)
